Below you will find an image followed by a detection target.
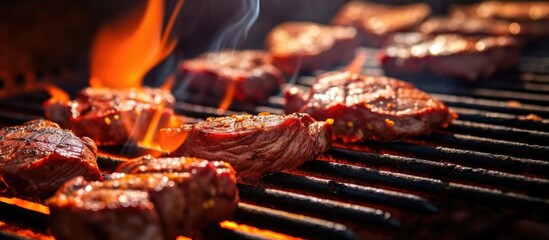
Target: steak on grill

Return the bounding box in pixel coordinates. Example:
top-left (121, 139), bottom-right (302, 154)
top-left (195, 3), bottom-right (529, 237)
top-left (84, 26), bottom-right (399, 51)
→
top-left (378, 33), bottom-right (520, 80)
top-left (331, 1), bottom-right (431, 47)
top-left (176, 50), bottom-right (285, 110)
top-left (44, 87), bottom-right (178, 146)
top-left (0, 120), bottom-right (102, 202)
top-left (47, 158), bottom-right (238, 240)
top-left (418, 17), bottom-right (517, 37)
top-left (451, 1), bottom-right (549, 40)
top-left (285, 71), bottom-right (453, 142)
top-left (158, 113), bottom-right (332, 179)
top-left (265, 22), bottom-right (358, 75)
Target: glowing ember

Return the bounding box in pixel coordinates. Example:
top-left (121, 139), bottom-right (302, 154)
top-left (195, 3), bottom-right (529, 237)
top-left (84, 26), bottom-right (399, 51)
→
top-left (345, 50), bottom-right (367, 74)
top-left (43, 84), bottom-right (70, 104)
top-left (0, 197), bottom-right (49, 215)
top-left (220, 221), bottom-right (302, 240)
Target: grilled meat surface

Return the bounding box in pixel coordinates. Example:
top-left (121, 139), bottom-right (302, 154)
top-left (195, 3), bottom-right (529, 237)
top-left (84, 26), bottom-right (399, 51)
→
top-left (285, 71), bottom-right (453, 142)
top-left (451, 1), bottom-right (549, 40)
top-left (159, 113), bottom-right (332, 179)
top-left (378, 33), bottom-right (520, 80)
top-left (48, 157), bottom-right (238, 240)
top-left (44, 87), bottom-right (176, 146)
top-left (176, 50), bottom-right (285, 110)
top-left (0, 120), bottom-right (102, 202)
top-left (418, 17), bottom-right (517, 37)
top-left (265, 22), bottom-right (358, 75)
top-left (331, 1), bottom-right (431, 47)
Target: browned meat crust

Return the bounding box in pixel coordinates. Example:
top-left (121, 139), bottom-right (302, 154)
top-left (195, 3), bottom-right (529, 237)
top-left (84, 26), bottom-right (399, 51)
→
top-left (378, 33), bottom-right (520, 80)
top-left (265, 22), bottom-right (358, 74)
top-left (285, 71), bottom-right (453, 142)
top-left (159, 113), bottom-right (332, 179)
top-left (176, 50), bottom-right (285, 109)
top-left (0, 120), bottom-right (102, 202)
top-left (44, 87), bottom-right (176, 146)
top-left (47, 157), bottom-right (238, 240)
top-left (332, 1), bottom-right (431, 47)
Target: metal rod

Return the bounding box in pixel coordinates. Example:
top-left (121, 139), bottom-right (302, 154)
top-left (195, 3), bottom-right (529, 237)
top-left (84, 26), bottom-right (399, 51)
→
top-left (450, 107), bottom-right (549, 131)
top-left (234, 202), bottom-right (359, 240)
top-left (259, 172), bottom-right (438, 213)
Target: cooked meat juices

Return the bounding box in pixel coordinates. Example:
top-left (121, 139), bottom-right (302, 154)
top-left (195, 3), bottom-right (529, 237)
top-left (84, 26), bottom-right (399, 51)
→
top-left (177, 50), bottom-right (285, 109)
top-left (451, 1), bottom-right (549, 40)
top-left (0, 120), bottom-right (102, 202)
top-left (378, 33), bottom-right (520, 80)
top-left (285, 71), bottom-right (453, 142)
top-left (265, 22), bottom-right (358, 75)
top-left (47, 157), bottom-right (238, 240)
top-left (44, 87), bottom-right (176, 146)
top-left (159, 113), bottom-right (332, 179)
top-left (332, 1), bottom-right (431, 47)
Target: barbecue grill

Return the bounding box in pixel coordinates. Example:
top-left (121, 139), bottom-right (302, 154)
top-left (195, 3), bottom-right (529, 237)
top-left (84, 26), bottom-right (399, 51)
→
top-left (1, 1), bottom-right (549, 240)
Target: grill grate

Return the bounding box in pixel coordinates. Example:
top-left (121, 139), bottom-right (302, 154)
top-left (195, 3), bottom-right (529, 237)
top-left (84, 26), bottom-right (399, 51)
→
top-left (0, 46), bottom-right (548, 239)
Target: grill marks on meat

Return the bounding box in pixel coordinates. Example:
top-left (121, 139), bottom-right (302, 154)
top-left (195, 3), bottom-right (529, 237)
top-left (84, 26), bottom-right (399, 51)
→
top-left (47, 157), bottom-right (238, 240)
top-left (378, 33), bottom-right (520, 81)
top-left (177, 50), bottom-right (285, 109)
top-left (285, 72), bottom-right (453, 142)
top-left (450, 1), bottom-right (549, 40)
top-left (45, 87), bottom-right (176, 146)
top-left (159, 113), bottom-right (332, 179)
top-left (265, 22), bottom-right (358, 75)
top-left (0, 120), bottom-right (102, 202)
top-left (331, 1), bottom-right (431, 47)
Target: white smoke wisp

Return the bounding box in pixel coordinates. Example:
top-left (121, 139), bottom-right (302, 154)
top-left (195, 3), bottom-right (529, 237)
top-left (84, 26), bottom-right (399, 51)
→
top-left (208, 0), bottom-right (260, 59)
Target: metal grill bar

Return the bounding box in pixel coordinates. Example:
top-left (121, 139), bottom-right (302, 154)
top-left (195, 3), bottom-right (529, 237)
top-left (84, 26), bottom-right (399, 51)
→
top-left (238, 184), bottom-right (401, 229)
top-left (327, 149), bottom-right (549, 197)
top-left (344, 142), bottom-right (549, 177)
top-left (258, 172), bottom-right (438, 213)
top-left (294, 161), bottom-right (549, 216)
top-left (444, 120), bottom-right (549, 145)
top-left (450, 107), bottom-right (549, 131)
top-left (408, 133), bottom-right (549, 160)
top-left (234, 203), bottom-right (358, 240)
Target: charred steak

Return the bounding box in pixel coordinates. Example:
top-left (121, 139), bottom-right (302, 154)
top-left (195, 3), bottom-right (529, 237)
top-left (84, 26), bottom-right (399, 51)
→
top-left (378, 33), bottom-right (520, 80)
top-left (0, 120), bottom-right (102, 202)
top-left (45, 87), bottom-right (176, 146)
top-left (47, 158), bottom-right (238, 240)
top-left (331, 1), bottom-right (431, 47)
top-left (285, 71), bottom-right (453, 142)
top-left (451, 1), bottom-right (549, 40)
top-left (159, 113), bottom-right (332, 179)
top-left (265, 22), bottom-right (358, 75)
top-left (176, 50), bottom-right (285, 109)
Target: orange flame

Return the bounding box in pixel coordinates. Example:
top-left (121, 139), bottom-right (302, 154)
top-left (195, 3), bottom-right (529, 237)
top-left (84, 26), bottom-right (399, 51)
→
top-left (41, 84), bottom-right (70, 106)
top-left (345, 50), bottom-right (367, 74)
top-left (89, 0), bottom-right (182, 89)
top-left (217, 80), bottom-right (236, 112)
top-left (220, 221), bottom-right (302, 240)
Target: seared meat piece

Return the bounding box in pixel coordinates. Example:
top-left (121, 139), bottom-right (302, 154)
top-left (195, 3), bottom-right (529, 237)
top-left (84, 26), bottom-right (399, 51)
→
top-left (451, 1), bottom-right (549, 40)
top-left (0, 120), bottom-right (102, 202)
top-left (265, 22), bottom-right (358, 75)
top-left (285, 72), bottom-right (453, 142)
top-left (378, 33), bottom-right (520, 80)
top-left (44, 87), bottom-right (176, 146)
top-left (331, 1), bottom-right (431, 47)
top-left (47, 177), bottom-right (163, 240)
top-left (48, 158), bottom-right (238, 240)
top-left (176, 50), bottom-right (285, 110)
top-left (418, 17), bottom-right (516, 37)
top-left (159, 113), bottom-right (332, 179)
